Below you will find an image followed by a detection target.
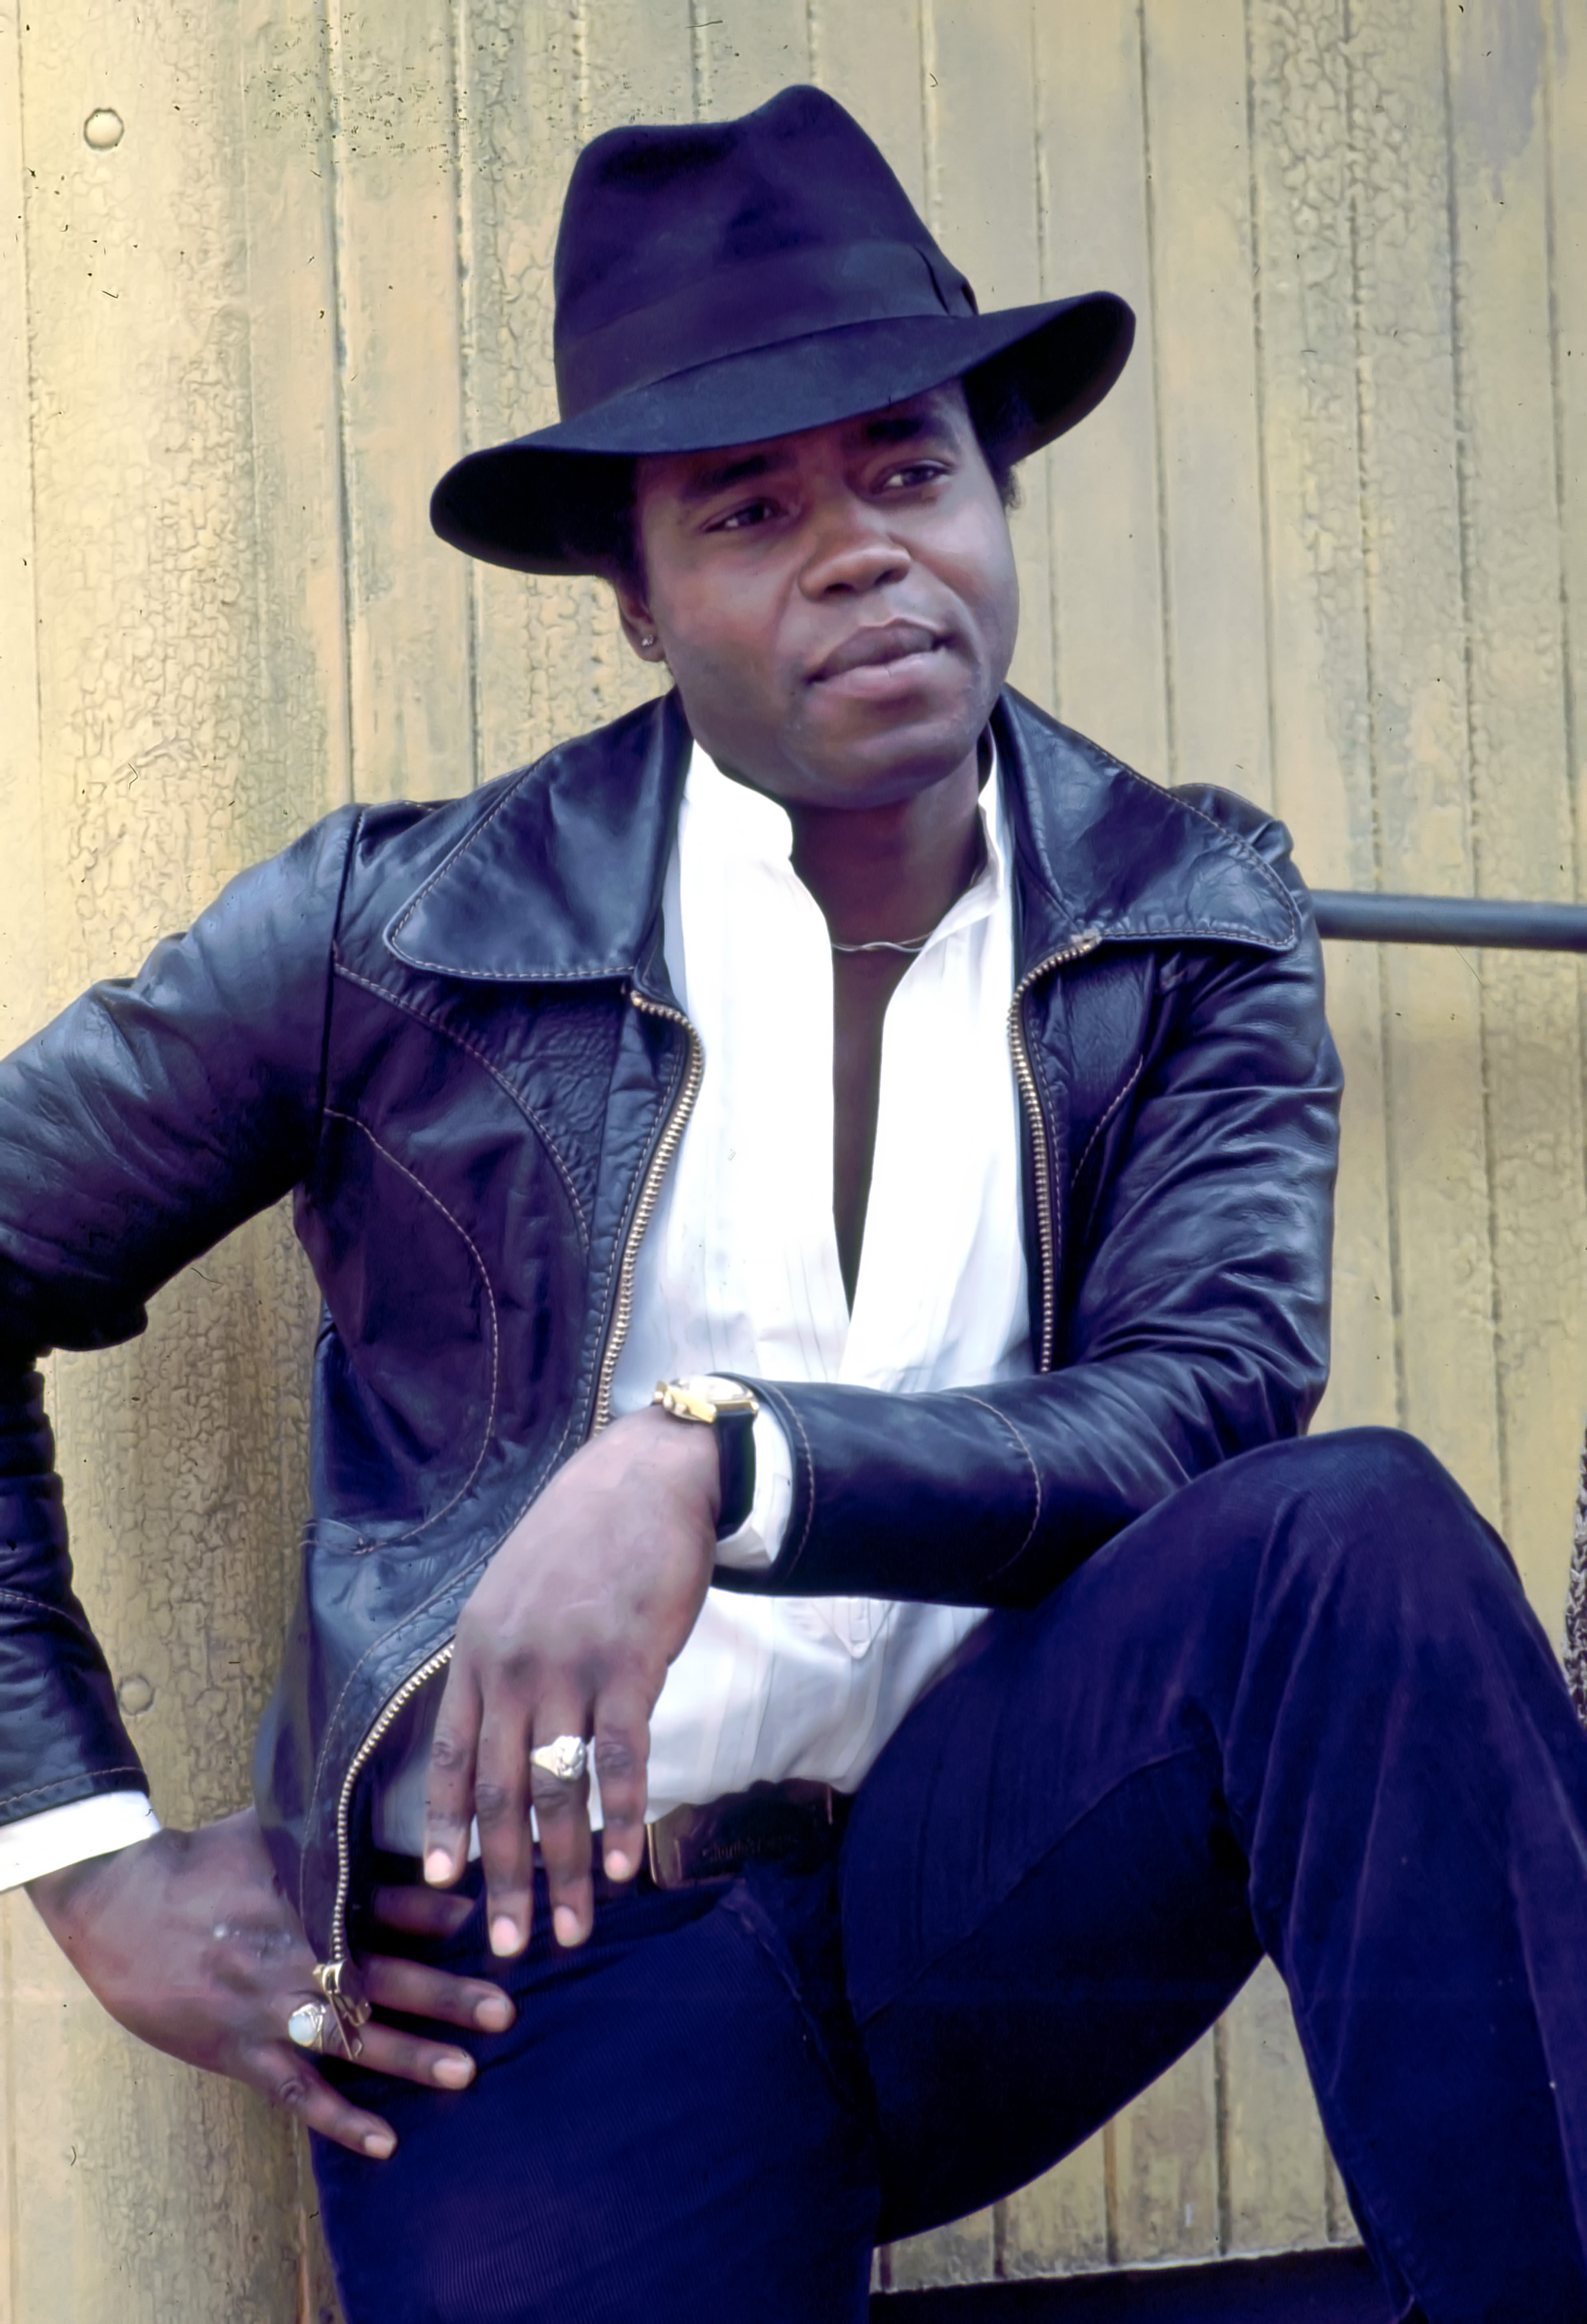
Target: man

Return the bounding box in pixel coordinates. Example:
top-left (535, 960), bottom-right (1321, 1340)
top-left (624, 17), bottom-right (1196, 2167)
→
top-left (3, 84), bottom-right (1586, 2323)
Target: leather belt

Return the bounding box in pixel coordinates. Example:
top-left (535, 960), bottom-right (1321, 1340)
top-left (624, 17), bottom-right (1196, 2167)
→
top-left (644, 1777), bottom-right (844, 1889)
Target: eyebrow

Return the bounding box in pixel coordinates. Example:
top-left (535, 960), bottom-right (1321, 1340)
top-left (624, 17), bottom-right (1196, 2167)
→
top-left (679, 448), bottom-right (790, 504)
top-left (854, 411), bottom-right (946, 449)
top-left (677, 405), bottom-right (957, 505)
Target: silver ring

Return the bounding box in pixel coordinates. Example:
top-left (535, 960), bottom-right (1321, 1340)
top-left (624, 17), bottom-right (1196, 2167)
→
top-left (287, 1997), bottom-right (364, 2061)
top-left (529, 1733), bottom-right (589, 1783)
top-left (287, 1999), bottom-right (332, 2053)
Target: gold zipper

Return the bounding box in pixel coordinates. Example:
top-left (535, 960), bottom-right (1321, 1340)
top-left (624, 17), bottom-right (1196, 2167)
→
top-left (591, 994), bottom-right (705, 1432)
top-left (1006, 927), bottom-right (1102, 1375)
top-left (323, 990), bottom-right (703, 1961)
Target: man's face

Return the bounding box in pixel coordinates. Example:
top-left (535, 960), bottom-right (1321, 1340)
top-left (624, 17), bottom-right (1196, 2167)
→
top-left (620, 383), bottom-right (1019, 810)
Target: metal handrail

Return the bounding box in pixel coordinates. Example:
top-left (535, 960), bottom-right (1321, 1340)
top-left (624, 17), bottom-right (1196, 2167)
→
top-left (1310, 891), bottom-right (1587, 952)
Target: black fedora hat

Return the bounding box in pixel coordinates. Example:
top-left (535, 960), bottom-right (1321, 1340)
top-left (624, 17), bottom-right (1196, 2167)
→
top-left (431, 85), bottom-right (1133, 576)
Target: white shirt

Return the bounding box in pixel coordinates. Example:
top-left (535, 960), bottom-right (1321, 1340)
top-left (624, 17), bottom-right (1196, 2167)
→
top-left (0, 739), bottom-right (1032, 1885)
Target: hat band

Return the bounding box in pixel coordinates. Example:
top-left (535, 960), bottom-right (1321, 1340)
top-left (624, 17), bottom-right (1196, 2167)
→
top-left (555, 238), bottom-right (974, 420)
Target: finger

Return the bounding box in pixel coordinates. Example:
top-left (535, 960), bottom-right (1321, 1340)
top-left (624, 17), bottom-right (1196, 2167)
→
top-left (363, 1950), bottom-right (515, 2034)
top-left (369, 1884), bottom-right (476, 1941)
top-left (245, 2041), bottom-right (398, 2161)
top-left (592, 1684), bottom-right (652, 1886)
top-left (424, 1665), bottom-right (483, 1888)
top-left (529, 1707), bottom-right (595, 1950)
top-left (355, 2016), bottom-right (479, 2091)
top-left (475, 1684), bottom-right (540, 1958)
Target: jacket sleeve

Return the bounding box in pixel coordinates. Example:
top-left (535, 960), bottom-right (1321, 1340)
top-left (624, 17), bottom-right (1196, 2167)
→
top-left (0, 807), bottom-right (360, 1826)
top-left (724, 848), bottom-right (1341, 1611)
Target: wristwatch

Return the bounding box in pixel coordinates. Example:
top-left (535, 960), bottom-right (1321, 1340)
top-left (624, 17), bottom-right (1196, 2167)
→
top-left (652, 1374), bottom-right (760, 1538)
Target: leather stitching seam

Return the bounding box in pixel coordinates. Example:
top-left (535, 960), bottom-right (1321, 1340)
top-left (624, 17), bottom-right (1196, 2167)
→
top-left (959, 1394), bottom-right (1043, 1567)
top-left (0, 1770), bottom-right (145, 1814)
top-left (331, 961), bottom-right (591, 1252)
top-left (1072, 1055), bottom-right (1145, 1187)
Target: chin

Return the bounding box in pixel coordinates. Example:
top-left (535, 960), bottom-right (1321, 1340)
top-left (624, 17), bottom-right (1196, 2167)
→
top-left (790, 671), bottom-right (985, 785)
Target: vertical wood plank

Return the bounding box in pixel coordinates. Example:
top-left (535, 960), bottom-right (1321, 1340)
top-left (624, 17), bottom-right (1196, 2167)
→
top-left (692, 0), bottom-right (810, 121)
top-left (925, 0), bottom-right (1054, 709)
top-left (1246, 0), bottom-right (1397, 1457)
top-left (0, 0), bottom-right (46, 1055)
top-left (240, 0), bottom-right (353, 836)
top-left (10, 1), bottom-right (326, 2314)
top-left (1555, 0), bottom-right (1587, 896)
top-left (1001, 2144), bottom-right (1111, 2281)
top-left (1221, 1961), bottom-right (1329, 2252)
top-left (1141, 0), bottom-right (1273, 806)
top-left (1444, 0), bottom-right (1585, 1631)
top-left (456, 0), bottom-right (678, 789)
top-left (1551, 6), bottom-right (1587, 1642)
top-left (1347, 0), bottom-right (1501, 1517)
top-left (812, 0), bottom-right (926, 212)
top-left (885, 2205), bottom-right (998, 2292)
top-left (329, 0), bottom-right (473, 802)
top-left (0, 21), bottom-right (40, 2303)
top-left (1035, 0), bottom-right (1170, 780)
top-left (1109, 2039), bottom-right (1220, 2265)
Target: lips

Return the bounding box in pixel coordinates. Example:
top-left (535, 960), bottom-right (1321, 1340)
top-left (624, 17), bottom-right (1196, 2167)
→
top-left (810, 620), bottom-right (943, 682)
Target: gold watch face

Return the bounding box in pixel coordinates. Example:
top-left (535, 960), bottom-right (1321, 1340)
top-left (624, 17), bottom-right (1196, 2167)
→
top-left (654, 1376), bottom-right (759, 1424)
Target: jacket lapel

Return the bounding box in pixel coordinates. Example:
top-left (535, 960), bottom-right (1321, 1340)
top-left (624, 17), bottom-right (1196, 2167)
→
top-left (384, 691), bottom-right (692, 984)
top-left (992, 689), bottom-right (1300, 976)
top-left (382, 683), bottom-right (1300, 992)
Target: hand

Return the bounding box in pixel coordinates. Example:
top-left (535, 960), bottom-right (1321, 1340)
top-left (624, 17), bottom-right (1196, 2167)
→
top-left (26, 1807), bottom-right (515, 2159)
top-left (422, 1404), bottom-right (721, 1958)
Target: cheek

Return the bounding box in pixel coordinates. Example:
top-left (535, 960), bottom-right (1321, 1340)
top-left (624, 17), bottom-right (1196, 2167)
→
top-left (924, 507), bottom-right (1020, 664)
top-left (653, 575), bottom-right (788, 702)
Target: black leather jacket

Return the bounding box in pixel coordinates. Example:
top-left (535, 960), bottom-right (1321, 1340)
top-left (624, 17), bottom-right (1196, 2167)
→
top-left (0, 689), bottom-right (1340, 1957)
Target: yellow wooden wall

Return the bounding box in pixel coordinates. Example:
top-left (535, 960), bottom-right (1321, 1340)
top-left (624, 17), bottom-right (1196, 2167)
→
top-left (1, 0), bottom-right (1584, 2312)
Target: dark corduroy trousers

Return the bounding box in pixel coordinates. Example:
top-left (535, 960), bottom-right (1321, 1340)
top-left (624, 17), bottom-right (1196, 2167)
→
top-left (312, 1428), bottom-right (1587, 2323)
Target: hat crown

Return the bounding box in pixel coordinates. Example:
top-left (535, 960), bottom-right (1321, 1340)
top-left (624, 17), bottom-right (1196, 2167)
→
top-left (552, 86), bottom-right (974, 420)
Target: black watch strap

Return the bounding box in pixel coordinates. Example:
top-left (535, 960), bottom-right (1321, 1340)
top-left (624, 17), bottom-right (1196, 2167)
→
top-left (713, 1405), bottom-right (757, 1539)
top-left (652, 1378), bottom-right (760, 1541)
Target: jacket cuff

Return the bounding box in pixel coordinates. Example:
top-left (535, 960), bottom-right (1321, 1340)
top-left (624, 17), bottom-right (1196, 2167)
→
top-left (0, 1367), bottom-right (150, 1814)
top-left (713, 1377), bottom-right (1050, 1606)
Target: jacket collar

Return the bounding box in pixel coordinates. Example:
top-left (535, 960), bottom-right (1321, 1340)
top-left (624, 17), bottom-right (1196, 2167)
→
top-left (384, 687), bottom-right (1297, 986)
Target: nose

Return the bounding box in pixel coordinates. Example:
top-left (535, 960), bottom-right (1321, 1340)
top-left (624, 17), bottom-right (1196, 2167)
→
top-left (798, 493), bottom-right (911, 599)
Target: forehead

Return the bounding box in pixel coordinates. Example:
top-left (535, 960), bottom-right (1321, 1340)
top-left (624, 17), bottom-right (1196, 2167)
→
top-left (639, 380), bottom-right (972, 505)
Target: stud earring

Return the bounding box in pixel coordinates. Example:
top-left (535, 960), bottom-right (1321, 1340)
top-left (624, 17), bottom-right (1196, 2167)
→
top-left (639, 631), bottom-right (657, 649)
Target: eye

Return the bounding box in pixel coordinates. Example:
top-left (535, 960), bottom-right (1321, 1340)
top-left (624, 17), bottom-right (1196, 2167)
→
top-left (708, 497), bottom-right (779, 534)
top-left (878, 459), bottom-right (950, 493)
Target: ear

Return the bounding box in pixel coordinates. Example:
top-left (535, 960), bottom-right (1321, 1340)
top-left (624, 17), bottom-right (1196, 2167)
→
top-left (611, 577), bottom-right (666, 666)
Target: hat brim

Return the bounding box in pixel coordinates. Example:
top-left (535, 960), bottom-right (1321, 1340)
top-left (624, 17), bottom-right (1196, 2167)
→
top-left (431, 292), bottom-right (1133, 576)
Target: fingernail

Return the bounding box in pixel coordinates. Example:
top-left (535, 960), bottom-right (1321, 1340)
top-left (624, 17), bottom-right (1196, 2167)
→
top-left (363, 2131), bottom-right (396, 2159)
top-left (604, 1848), bottom-right (633, 1881)
top-left (553, 1905), bottom-right (582, 1948)
top-left (489, 1914), bottom-right (520, 1956)
top-left (433, 2054), bottom-right (474, 2089)
top-left (475, 1995), bottom-right (514, 2030)
top-left (424, 1849), bottom-right (455, 1885)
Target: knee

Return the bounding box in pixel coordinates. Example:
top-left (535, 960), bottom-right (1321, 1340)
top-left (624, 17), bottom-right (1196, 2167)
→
top-left (1281, 1425), bottom-right (1464, 1519)
top-left (1249, 1427), bottom-right (1518, 1629)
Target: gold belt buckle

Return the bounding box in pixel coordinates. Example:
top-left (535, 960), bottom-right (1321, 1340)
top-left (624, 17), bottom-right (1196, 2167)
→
top-left (644, 1782), bottom-right (837, 1890)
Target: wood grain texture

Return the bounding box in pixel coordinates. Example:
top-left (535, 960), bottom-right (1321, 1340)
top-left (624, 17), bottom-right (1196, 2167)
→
top-left (329, 0), bottom-right (473, 803)
top-left (1036, 0), bottom-right (1169, 779)
top-left (5, 2), bottom-right (328, 2315)
top-left (1444, 0), bottom-right (1586, 1631)
top-left (6, 0), bottom-right (1587, 2309)
top-left (927, 0), bottom-right (1054, 708)
top-left (459, 0), bottom-right (673, 786)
